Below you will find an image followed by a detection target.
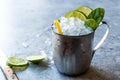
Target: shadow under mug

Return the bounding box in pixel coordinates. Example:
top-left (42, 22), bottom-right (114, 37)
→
top-left (52, 21), bottom-right (110, 76)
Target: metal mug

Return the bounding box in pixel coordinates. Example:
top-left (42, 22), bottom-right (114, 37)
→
top-left (52, 21), bottom-right (110, 76)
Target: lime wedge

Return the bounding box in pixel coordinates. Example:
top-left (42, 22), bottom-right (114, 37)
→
top-left (64, 11), bottom-right (86, 21)
top-left (84, 19), bottom-right (99, 30)
top-left (76, 6), bottom-right (93, 16)
top-left (88, 8), bottom-right (105, 24)
top-left (7, 56), bottom-right (28, 67)
top-left (27, 56), bottom-right (45, 63)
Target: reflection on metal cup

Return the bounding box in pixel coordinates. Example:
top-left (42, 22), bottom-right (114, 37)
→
top-left (52, 21), bottom-right (109, 76)
top-left (52, 31), bottom-right (94, 76)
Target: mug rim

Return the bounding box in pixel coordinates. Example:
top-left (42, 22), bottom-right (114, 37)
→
top-left (52, 27), bottom-right (95, 37)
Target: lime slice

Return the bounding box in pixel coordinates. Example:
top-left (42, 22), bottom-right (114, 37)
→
top-left (88, 8), bottom-right (105, 24)
top-left (27, 56), bottom-right (45, 63)
top-left (76, 6), bottom-right (93, 16)
top-left (7, 56), bottom-right (28, 67)
top-left (84, 19), bottom-right (99, 30)
top-left (64, 11), bottom-right (86, 21)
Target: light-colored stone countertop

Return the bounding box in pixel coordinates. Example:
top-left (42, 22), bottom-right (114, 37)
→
top-left (0, 0), bottom-right (120, 80)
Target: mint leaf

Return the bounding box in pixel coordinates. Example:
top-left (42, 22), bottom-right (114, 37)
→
top-left (88, 8), bottom-right (105, 24)
top-left (84, 19), bottom-right (99, 30)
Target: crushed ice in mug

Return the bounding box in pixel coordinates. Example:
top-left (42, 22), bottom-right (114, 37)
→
top-left (52, 17), bottom-right (93, 36)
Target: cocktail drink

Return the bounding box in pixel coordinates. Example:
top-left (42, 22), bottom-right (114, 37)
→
top-left (52, 6), bottom-right (109, 76)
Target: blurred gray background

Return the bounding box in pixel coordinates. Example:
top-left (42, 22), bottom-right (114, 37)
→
top-left (0, 0), bottom-right (120, 80)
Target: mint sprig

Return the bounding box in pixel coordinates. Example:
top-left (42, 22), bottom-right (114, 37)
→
top-left (85, 8), bottom-right (105, 30)
top-left (88, 8), bottom-right (105, 24)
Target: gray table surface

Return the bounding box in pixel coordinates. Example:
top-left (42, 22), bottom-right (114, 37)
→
top-left (0, 0), bottom-right (120, 80)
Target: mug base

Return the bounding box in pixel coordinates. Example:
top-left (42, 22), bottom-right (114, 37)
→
top-left (58, 68), bottom-right (89, 76)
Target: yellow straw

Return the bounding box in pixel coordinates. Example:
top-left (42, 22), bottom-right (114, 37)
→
top-left (54, 20), bottom-right (62, 34)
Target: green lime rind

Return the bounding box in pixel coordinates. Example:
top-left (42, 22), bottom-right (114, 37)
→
top-left (27, 56), bottom-right (45, 63)
top-left (6, 56), bottom-right (28, 67)
top-left (88, 8), bottom-right (105, 24)
top-left (64, 11), bottom-right (87, 21)
top-left (75, 10), bottom-right (88, 18)
top-left (12, 65), bottom-right (29, 71)
top-left (84, 19), bottom-right (99, 30)
top-left (75, 6), bottom-right (93, 17)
